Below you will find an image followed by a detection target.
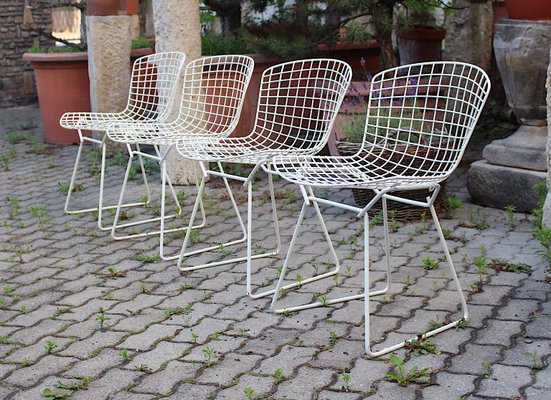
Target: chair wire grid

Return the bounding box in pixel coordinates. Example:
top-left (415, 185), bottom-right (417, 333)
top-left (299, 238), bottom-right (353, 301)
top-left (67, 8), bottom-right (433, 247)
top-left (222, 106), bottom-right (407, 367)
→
top-left (176, 58), bottom-right (353, 165)
top-left (106, 55), bottom-right (255, 145)
top-left (60, 52), bottom-right (186, 130)
top-left (272, 62), bottom-right (491, 190)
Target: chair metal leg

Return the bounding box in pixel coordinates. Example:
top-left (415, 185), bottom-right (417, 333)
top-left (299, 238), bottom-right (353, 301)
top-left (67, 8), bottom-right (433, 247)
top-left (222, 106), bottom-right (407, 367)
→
top-left (177, 170), bottom-right (280, 272)
top-left (270, 190), bottom-right (392, 312)
top-left (364, 204), bottom-right (469, 358)
top-left (110, 146), bottom-right (189, 240)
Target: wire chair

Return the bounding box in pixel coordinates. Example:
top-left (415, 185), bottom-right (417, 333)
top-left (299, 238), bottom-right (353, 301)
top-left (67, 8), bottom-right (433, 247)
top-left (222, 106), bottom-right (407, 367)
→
top-left (270, 61), bottom-right (491, 357)
top-left (106, 55), bottom-right (255, 256)
top-left (60, 51), bottom-right (186, 230)
top-left (175, 58), bottom-right (352, 298)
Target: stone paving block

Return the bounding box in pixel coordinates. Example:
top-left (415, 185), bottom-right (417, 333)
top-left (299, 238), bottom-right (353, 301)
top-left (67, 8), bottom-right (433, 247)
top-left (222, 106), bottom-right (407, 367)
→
top-left (4, 335), bottom-right (74, 364)
top-left (57, 315), bottom-right (124, 340)
top-left (3, 354), bottom-right (78, 388)
top-left (478, 364), bottom-right (533, 398)
top-left (525, 314), bottom-right (551, 339)
top-left (132, 360), bottom-right (201, 395)
top-left (118, 324), bottom-right (181, 352)
top-left (397, 309), bottom-right (451, 334)
top-left (273, 366), bottom-right (336, 400)
top-left (255, 344), bottom-right (318, 376)
top-left (500, 338), bottom-right (549, 367)
top-left (8, 318), bottom-right (68, 345)
top-left (341, 357), bottom-right (388, 393)
top-left (110, 309), bottom-right (167, 333)
top-left (7, 304), bottom-right (59, 327)
top-left (495, 298), bottom-right (540, 321)
top-left (70, 368), bottom-right (143, 400)
top-left (56, 298), bottom-right (117, 322)
top-left (197, 352), bottom-right (262, 386)
top-left (58, 286), bottom-right (107, 307)
top-left (226, 312), bottom-right (280, 339)
top-left (109, 294), bottom-right (167, 315)
top-left (172, 317), bottom-right (233, 345)
top-left (162, 382), bottom-right (218, 400)
top-left (60, 330), bottom-right (127, 359)
top-left (67, 348), bottom-right (123, 378)
top-left (317, 390), bottom-right (366, 399)
top-left (447, 343), bottom-right (503, 374)
top-left (474, 319), bottom-right (523, 346)
top-left (110, 392), bottom-right (157, 400)
top-left (238, 327), bottom-right (301, 356)
top-left (310, 339), bottom-right (365, 370)
top-left (215, 373), bottom-right (275, 400)
top-left (525, 386), bottom-right (551, 400)
top-left (421, 371), bottom-right (477, 399)
top-left (126, 340), bottom-right (192, 372)
top-left (0, 363), bottom-right (17, 381)
top-left (182, 335), bottom-right (246, 364)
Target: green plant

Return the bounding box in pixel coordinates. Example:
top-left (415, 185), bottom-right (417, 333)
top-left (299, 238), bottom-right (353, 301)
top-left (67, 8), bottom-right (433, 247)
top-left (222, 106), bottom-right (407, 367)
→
top-left (135, 252), bottom-right (161, 263)
top-left (454, 318), bottom-right (469, 330)
top-left (385, 354), bottom-right (430, 386)
top-left (426, 319), bottom-right (443, 332)
top-left (134, 364), bottom-right (151, 372)
top-left (243, 386), bottom-right (255, 400)
top-left (96, 308), bottom-right (111, 328)
top-left (443, 195), bottom-right (463, 218)
top-left (405, 338), bottom-right (440, 356)
top-left (0, 336), bottom-right (9, 344)
top-left (342, 372), bottom-right (352, 391)
top-left (488, 259), bottom-right (532, 274)
top-left (1, 155), bottom-right (10, 171)
top-left (481, 361), bottom-right (491, 378)
top-left (202, 346), bottom-right (218, 366)
top-left (329, 330), bottom-right (338, 344)
top-left (318, 295), bottom-right (329, 306)
top-left (273, 368), bottom-right (284, 382)
top-left (4, 132), bottom-right (33, 144)
top-left (524, 352), bottom-right (544, 374)
top-left (44, 340), bottom-right (58, 354)
top-left (131, 36), bottom-right (153, 49)
top-left (107, 267), bottom-right (126, 279)
top-left (21, 358), bottom-right (33, 367)
top-left (191, 332), bottom-right (199, 343)
top-left (505, 204), bottom-right (517, 227)
top-left (118, 349), bottom-right (130, 362)
top-left (58, 182), bottom-right (84, 194)
top-left (421, 257), bottom-right (439, 270)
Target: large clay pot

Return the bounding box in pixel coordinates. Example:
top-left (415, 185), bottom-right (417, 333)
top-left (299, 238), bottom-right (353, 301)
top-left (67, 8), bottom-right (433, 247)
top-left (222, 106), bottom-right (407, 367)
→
top-left (86, 0), bottom-right (139, 16)
top-left (505, 0), bottom-right (551, 20)
top-left (22, 52), bottom-right (90, 145)
top-left (23, 48), bottom-right (154, 145)
top-left (397, 26), bottom-right (446, 65)
top-left (318, 40), bottom-right (381, 79)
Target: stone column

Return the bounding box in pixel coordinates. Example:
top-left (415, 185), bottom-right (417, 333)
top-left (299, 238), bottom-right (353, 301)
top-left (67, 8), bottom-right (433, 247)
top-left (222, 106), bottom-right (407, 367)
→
top-left (443, 0), bottom-right (493, 72)
top-left (153, 0), bottom-right (202, 185)
top-left (86, 15), bottom-right (132, 148)
top-left (466, 19), bottom-right (550, 212)
top-left (543, 45), bottom-right (551, 227)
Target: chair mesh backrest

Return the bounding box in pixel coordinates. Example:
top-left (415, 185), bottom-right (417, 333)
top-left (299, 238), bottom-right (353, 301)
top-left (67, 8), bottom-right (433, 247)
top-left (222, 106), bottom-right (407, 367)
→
top-left (179, 55), bottom-right (255, 134)
top-left (126, 52), bottom-right (186, 120)
top-left (362, 62), bottom-right (490, 181)
top-left (252, 59), bottom-right (352, 153)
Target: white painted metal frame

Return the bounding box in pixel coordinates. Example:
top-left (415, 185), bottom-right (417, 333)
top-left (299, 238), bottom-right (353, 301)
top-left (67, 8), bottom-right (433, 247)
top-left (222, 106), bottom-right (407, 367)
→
top-left (60, 52), bottom-right (186, 230)
top-left (106, 55), bottom-right (255, 258)
top-left (270, 62), bottom-right (491, 357)
top-left (175, 58), bottom-right (352, 298)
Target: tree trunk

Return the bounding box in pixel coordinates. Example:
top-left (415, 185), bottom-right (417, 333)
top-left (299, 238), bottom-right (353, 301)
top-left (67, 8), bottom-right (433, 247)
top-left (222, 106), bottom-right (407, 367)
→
top-left (153, 0), bottom-right (203, 185)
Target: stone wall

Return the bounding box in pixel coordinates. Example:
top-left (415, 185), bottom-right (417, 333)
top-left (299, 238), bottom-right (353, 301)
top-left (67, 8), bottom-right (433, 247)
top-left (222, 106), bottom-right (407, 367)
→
top-left (0, 0), bottom-right (53, 108)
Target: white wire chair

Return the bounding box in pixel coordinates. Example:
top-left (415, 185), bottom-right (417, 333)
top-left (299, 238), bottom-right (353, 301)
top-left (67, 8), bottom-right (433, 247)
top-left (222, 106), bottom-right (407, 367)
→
top-left (270, 61), bottom-right (491, 357)
top-left (106, 55), bottom-right (255, 255)
top-left (60, 51), bottom-right (186, 230)
top-left (175, 58), bottom-right (352, 298)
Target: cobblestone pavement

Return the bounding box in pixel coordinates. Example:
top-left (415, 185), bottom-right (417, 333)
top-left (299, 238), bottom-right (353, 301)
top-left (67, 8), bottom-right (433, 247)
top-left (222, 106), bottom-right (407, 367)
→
top-left (0, 106), bottom-right (550, 400)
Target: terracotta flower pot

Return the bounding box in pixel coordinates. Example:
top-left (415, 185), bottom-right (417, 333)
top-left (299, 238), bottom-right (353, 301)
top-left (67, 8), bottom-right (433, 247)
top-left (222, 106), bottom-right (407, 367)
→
top-left (86, 0), bottom-right (139, 16)
top-left (397, 26), bottom-right (446, 65)
top-left (22, 52), bottom-right (90, 145)
top-left (505, 0), bottom-right (551, 20)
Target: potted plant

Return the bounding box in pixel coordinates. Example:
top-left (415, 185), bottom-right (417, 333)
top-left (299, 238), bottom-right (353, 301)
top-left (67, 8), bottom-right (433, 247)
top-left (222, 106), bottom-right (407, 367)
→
top-left (22, 0), bottom-right (151, 144)
top-left (396, 0), bottom-right (457, 65)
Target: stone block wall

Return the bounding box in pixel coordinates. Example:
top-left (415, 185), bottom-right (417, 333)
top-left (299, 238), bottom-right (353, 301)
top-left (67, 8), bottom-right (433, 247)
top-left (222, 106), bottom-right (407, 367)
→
top-left (0, 0), bottom-right (52, 108)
